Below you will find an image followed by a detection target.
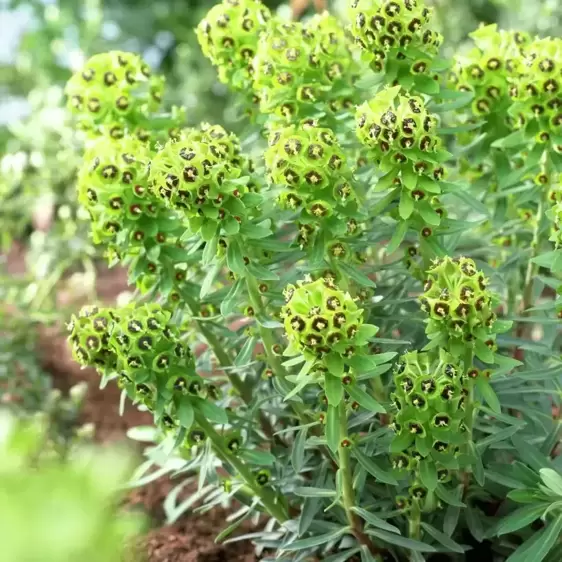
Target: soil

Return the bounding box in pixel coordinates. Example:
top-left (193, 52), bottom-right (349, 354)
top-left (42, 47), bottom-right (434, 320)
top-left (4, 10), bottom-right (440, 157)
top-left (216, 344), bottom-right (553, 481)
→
top-left (34, 262), bottom-right (257, 562)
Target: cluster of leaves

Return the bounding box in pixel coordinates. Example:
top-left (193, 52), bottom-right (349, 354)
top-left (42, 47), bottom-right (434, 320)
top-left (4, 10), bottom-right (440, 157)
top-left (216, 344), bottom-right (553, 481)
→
top-left (64, 1), bottom-right (562, 561)
top-left (0, 410), bottom-right (144, 562)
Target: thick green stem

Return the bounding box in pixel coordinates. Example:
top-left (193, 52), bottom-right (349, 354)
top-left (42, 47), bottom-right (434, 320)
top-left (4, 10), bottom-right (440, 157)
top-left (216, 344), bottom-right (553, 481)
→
top-left (337, 403), bottom-right (379, 555)
top-left (195, 412), bottom-right (289, 523)
top-left (338, 403), bottom-right (357, 528)
top-left (408, 502), bottom-right (421, 542)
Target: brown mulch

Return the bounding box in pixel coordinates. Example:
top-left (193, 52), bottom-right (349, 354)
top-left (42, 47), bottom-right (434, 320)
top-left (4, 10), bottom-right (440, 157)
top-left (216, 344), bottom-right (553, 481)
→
top-left (33, 262), bottom-right (257, 562)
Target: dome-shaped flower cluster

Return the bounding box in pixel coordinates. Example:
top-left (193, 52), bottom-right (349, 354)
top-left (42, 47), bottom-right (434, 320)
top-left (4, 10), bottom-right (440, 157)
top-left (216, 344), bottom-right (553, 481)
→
top-left (77, 135), bottom-right (165, 245)
top-left (390, 350), bottom-right (469, 483)
top-left (348, 0), bottom-right (442, 76)
top-left (65, 51), bottom-right (164, 134)
top-left (196, 0), bottom-right (271, 91)
top-left (281, 277), bottom-right (364, 360)
top-left (68, 303), bottom-right (208, 436)
top-left (149, 124), bottom-right (257, 235)
top-left (68, 305), bottom-right (117, 370)
top-left (251, 14), bottom-right (358, 121)
top-left (420, 257), bottom-right (500, 360)
top-left (449, 25), bottom-right (530, 117)
top-left (508, 37), bottom-right (562, 147)
top-left (356, 86), bottom-right (442, 175)
top-left (265, 120), bottom-right (355, 218)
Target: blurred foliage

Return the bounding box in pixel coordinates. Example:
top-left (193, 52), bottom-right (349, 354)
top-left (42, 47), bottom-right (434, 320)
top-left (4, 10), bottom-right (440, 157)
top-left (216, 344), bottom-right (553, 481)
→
top-left (0, 410), bottom-right (144, 562)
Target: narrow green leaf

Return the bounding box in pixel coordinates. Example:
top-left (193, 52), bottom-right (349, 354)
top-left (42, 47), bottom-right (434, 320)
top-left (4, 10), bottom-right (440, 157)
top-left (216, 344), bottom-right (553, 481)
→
top-left (476, 376), bottom-right (501, 414)
top-left (419, 461), bottom-right (438, 492)
top-left (476, 425), bottom-right (523, 451)
top-left (195, 398), bottom-right (228, 425)
top-left (215, 503), bottom-right (257, 543)
top-left (421, 522), bottom-right (465, 553)
top-left (399, 190), bottom-right (414, 220)
top-left (200, 262), bottom-right (221, 299)
top-left (346, 385), bottom-right (385, 414)
top-left (176, 398), bottom-right (194, 429)
top-left (495, 504), bottom-right (549, 536)
top-left (506, 514), bottom-right (562, 562)
top-left (353, 447), bottom-right (398, 485)
top-left (435, 484), bottom-right (466, 507)
top-left (512, 436), bottom-right (551, 472)
top-left (366, 529), bottom-right (436, 552)
top-left (540, 468), bottom-right (562, 497)
top-left (325, 373), bottom-right (344, 407)
top-left (234, 336), bottom-right (256, 366)
top-left (443, 487), bottom-right (462, 536)
top-left (226, 240), bottom-right (246, 275)
top-left (239, 449), bottom-right (276, 466)
top-left (386, 220), bottom-right (408, 254)
top-left (352, 507), bottom-right (401, 533)
top-left (323, 548), bottom-right (361, 562)
top-left (291, 427), bottom-right (308, 473)
top-left (338, 262), bottom-right (376, 288)
top-left (465, 507), bottom-right (485, 543)
top-left (282, 527), bottom-right (349, 551)
top-left (299, 497), bottom-right (321, 536)
top-left (326, 405), bottom-right (340, 453)
top-left (220, 279), bottom-right (242, 317)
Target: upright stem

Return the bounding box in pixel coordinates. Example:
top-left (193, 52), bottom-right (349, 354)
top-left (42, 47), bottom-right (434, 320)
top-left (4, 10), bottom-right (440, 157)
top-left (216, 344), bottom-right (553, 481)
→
top-left (408, 502), bottom-right (421, 541)
top-left (195, 412), bottom-right (289, 523)
top-left (245, 276), bottom-right (308, 420)
top-left (337, 403), bottom-right (379, 555)
top-left (197, 320), bottom-right (278, 442)
top-left (521, 192), bottom-right (546, 318)
top-left (197, 321), bottom-right (249, 400)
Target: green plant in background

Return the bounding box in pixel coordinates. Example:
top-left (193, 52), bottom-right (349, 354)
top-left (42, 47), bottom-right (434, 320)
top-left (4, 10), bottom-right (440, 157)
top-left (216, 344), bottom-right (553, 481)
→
top-left (0, 410), bottom-right (144, 562)
top-left (63, 0), bottom-right (562, 560)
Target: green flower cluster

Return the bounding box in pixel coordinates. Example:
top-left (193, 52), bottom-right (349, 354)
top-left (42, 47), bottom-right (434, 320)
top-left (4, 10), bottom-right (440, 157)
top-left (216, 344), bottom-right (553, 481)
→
top-left (265, 119), bottom-right (355, 220)
top-left (68, 305), bottom-right (117, 370)
top-left (149, 124), bottom-right (258, 237)
top-left (449, 24), bottom-right (529, 117)
top-left (356, 86), bottom-right (441, 174)
top-left (76, 134), bottom-right (195, 300)
top-left (196, 0), bottom-right (271, 91)
top-left (348, 0), bottom-right (442, 75)
top-left (68, 303), bottom-right (207, 435)
top-left (281, 277), bottom-right (364, 360)
top-left (508, 37), bottom-right (562, 148)
top-left (65, 51), bottom-right (164, 135)
top-left (251, 13), bottom-right (358, 121)
top-left (419, 257), bottom-right (503, 361)
top-left (356, 86), bottom-right (447, 231)
top-left (391, 350), bottom-right (470, 503)
top-left (78, 135), bottom-right (161, 244)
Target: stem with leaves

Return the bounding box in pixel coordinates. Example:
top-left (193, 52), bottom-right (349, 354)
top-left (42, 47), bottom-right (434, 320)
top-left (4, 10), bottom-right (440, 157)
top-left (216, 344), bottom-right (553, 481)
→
top-left (195, 413), bottom-right (289, 523)
top-left (338, 403), bottom-right (379, 555)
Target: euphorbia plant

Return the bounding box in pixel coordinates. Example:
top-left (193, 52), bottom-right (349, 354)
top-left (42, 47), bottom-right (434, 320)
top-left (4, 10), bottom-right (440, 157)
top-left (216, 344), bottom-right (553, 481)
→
top-left (65, 1), bottom-right (562, 560)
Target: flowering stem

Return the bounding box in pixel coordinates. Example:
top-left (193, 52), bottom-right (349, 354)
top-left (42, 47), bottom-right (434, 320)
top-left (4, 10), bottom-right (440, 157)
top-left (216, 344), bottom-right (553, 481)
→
top-left (338, 403), bottom-right (379, 555)
top-left (194, 412), bottom-right (289, 523)
top-left (408, 502), bottom-right (421, 541)
top-left (197, 321), bottom-right (248, 396)
top-left (197, 320), bottom-right (279, 442)
top-left (520, 191), bottom-right (546, 320)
